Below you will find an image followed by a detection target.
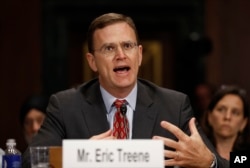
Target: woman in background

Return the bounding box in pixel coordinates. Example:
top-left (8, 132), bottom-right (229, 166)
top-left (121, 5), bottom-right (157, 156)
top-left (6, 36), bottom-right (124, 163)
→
top-left (201, 85), bottom-right (250, 160)
top-left (19, 95), bottom-right (48, 145)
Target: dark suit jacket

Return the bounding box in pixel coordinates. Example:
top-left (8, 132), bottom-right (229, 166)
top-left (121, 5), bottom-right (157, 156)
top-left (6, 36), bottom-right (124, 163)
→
top-left (22, 78), bottom-right (229, 167)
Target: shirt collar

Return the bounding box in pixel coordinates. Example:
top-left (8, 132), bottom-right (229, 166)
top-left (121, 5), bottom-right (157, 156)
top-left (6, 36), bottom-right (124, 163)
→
top-left (100, 83), bottom-right (137, 114)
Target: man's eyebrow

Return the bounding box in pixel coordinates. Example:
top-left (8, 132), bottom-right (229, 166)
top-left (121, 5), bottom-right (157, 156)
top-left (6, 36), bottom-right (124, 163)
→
top-left (98, 41), bottom-right (135, 50)
top-left (98, 42), bottom-right (115, 49)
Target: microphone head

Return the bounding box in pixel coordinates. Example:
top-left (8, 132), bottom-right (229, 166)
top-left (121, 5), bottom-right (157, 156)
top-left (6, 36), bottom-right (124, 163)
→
top-left (120, 104), bottom-right (127, 115)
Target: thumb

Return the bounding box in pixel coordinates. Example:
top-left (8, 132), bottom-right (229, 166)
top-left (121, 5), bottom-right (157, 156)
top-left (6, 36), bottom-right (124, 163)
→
top-left (189, 117), bottom-right (198, 135)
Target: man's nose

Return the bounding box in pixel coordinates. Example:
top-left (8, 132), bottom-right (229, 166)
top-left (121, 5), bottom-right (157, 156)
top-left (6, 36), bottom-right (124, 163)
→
top-left (115, 46), bottom-right (127, 58)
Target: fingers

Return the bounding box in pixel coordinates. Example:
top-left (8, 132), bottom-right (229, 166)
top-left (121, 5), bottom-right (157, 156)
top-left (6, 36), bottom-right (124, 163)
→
top-left (160, 117), bottom-right (199, 141)
top-left (156, 118), bottom-right (211, 167)
top-left (90, 129), bottom-right (115, 140)
top-left (189, 117), bottom-right (198, 135)
top-left (160, 120), bottom-right (189, 141)
top-left (153, 136), bottom-right (178, 149)
top-left (164, 149), bottom-right (179, 160)
top-left (164, 150), bottom-right (183, 166)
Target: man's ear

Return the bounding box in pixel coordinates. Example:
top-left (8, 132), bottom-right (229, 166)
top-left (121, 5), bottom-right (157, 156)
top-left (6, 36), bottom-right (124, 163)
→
top-left (86, 53), bottom-right (98, 72)
top-left (138, 45), bottom-right (143, 66)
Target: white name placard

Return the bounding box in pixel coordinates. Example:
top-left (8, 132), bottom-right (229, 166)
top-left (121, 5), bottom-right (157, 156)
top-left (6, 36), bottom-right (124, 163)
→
top-left (63, 139), bottom-right (164, 168)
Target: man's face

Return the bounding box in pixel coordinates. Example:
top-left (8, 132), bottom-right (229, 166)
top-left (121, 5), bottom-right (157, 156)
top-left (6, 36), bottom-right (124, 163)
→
top-left (86, 22), bottom-right (143, 97)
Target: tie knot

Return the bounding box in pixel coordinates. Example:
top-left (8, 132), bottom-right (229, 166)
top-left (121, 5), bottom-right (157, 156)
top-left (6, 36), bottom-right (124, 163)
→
top-left (114, 99), bottom-right (126, 109)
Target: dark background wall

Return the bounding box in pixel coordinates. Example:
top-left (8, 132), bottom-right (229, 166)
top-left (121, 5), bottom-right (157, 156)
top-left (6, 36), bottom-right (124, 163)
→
top-left (0, 0), bottom-right (42, 152)
top-left (1, 0), bottom-right (250, 152)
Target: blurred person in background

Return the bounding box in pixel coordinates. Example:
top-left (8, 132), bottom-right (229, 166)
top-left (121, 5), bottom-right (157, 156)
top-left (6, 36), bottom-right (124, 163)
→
top-left (19, 95), bottom-right (48, 146)
top-left (201, 85), bottom-right (250, 160)
top-left (192, 82), bottom-right (216, 124)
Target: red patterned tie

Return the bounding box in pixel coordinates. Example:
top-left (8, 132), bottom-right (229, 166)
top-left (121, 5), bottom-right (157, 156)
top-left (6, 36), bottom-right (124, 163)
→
top-left (112, 99), bottom-right (129, 139)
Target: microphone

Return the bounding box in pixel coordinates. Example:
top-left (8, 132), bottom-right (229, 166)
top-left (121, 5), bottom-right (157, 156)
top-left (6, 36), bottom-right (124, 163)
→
top-left (120, 103), bottom-right (127, 115)
top-left (120, 103), bottom-right (128, 139)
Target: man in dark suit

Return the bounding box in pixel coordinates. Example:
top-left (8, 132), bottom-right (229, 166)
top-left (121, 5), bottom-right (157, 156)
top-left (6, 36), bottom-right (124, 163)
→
top-left (22, 13), bottom-right (229, 167)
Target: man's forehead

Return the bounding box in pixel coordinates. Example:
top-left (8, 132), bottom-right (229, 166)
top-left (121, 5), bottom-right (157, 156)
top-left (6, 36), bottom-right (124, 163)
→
top-left (93, 22), bottom-right (136, 44)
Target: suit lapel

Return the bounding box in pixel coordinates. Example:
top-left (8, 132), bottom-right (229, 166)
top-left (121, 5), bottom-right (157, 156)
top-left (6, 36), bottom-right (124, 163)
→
top-left (81, 80), bottom-right (110, 136)
top-left (80, 79), bottom-right (158, 138)
top-left (132, 81), bottom-right (157, 138)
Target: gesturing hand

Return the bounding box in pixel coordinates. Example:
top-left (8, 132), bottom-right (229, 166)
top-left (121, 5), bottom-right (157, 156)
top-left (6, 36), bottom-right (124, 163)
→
top-left (153, 117), bottom-right (214, 168)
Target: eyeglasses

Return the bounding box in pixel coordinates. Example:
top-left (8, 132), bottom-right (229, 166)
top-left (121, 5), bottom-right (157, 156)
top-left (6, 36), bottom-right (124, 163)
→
top-left (93, 42), bottom-right (138, 57)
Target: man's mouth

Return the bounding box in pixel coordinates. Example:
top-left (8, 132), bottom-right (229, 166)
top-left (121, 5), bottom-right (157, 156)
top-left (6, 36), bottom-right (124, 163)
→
top-left (113, 66), bottom-right (131, 72)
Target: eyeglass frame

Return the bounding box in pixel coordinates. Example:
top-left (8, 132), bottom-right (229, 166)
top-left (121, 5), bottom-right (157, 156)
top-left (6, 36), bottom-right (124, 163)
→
top-left (91, 41), bottom-right (138, 57)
